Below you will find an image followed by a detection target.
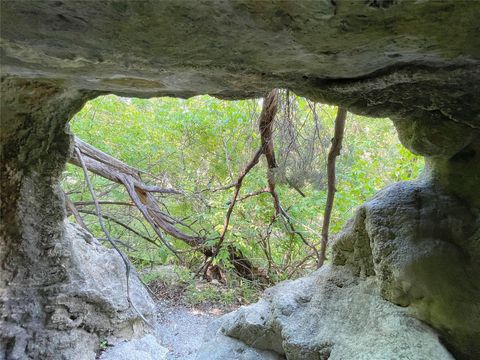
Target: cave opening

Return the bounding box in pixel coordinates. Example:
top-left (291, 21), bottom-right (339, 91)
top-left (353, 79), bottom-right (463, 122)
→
top-left (62, 92), bottom-right (425, 357)
top-left (63, 93), bottom-right (422, 275)
top-left (1, 1), bottom-right (479, 359)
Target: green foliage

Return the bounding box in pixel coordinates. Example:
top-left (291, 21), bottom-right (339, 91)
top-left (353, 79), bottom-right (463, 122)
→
top-left (63, 92), bottom-right (423, 282)
top-left (185, 278), bottom-right (260, 306)
top-left (185, 283), bottom-right (236, 306)
top-left (141, 265), bottom-right (193, 285)
top-left (98, 340), bottom-right (108, 350)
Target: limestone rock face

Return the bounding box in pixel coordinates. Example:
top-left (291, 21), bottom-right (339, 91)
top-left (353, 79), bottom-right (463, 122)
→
top-left (1, 1), bottom-right (480, 129)
top-left (197, 318), bottom-right (283, 360)
top-left (0, 222), bottom-right (155, 360)
top-left (334, 180), bottom-right (480, 359)
top-left (392, 118), bottom-right (480, 206)
top-left (202, 266), bottom-right (454, 360)
top-left (99, 334), bottom-right (168, 360)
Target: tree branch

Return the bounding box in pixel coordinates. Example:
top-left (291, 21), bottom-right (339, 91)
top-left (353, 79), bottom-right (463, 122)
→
top-left (69, 136), bottom-right (204, 248)
top-left (64, 191), bottom-right (89, 231)
top-left (74, 147), bottom-right (152, 327)
top-left (318, 107), bottom-right (347, 268)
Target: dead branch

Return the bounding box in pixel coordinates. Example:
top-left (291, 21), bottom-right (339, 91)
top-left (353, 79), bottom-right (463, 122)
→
top-left (259, 90), bottom-right (283, 215)
top-left (196, 90), bottom-right (280, 277)
top-left (318, 107), bottom-right (347, 268)
top-left (259, 91), bottom-right (321, 265)
top-left (217, 90), bottom-right (281, 249)
top-left (74, 200), bottom-right (134, 207)
top-left (218, 148), bottom-right (264, 247)
top-left (120, 175), bottom-right (187, 260)
top-left (234, 188), bottom-right (269, 203)
top-left (74, 147), bottom-right (152, 327)
top-left (198, 89), bottom-right (322, 276)
top-left (77, 209), bottom-right (163, 249)
top-left (97, 237), bottom-right (137, 252)
top-left (136, 184), bottom-right (183, 194)
top-left (69, 136), bottom-right (204, 249)
top-left (64, 191), bottom-right (89, 231)
top-left (70, 137), bottom-right (264, 282)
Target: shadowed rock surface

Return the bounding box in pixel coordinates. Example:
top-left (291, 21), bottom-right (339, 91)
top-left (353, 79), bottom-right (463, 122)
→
top-left (0, 222), bottom-right (155, 360)
top-left (1, 1), bottom-right (479, 359)
top-left (1, 1), bottom-right (479, 129)
top-left (99, 334), bottom-right (168, 360)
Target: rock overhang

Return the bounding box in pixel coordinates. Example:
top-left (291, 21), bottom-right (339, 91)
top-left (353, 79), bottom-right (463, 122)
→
top-left (1, 2), bottom-right (480, 359)
top-left (1, 0), bottom-right (480, 127)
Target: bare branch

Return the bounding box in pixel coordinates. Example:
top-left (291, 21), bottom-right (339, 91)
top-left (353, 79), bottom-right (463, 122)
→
top-left (135, 184), bottom-right (183, 195)
top-left (69, 136), bottom-right (204, 248)
top-left (77, 209), bottom-right (162, 248)
top-left (234, 188), bottom-right (269, 203)
top-left (64, 191), bottom-right (89, 231)
top-left (196, 90), bottom-right (280, 277)
top-left (74, 200), bottom-right (134, 207)
top-left (74, 147), bottom-right (152, 327)
top-left (318, 107), bottom-right (347, 268)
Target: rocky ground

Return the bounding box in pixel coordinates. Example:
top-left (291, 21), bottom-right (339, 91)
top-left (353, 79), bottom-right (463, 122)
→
top-left (152, 273), bottom-right (245, 359)
top-left (100, 268), bottom-right (244, 360)
top-left (155, 301), bottom-right (218, 359)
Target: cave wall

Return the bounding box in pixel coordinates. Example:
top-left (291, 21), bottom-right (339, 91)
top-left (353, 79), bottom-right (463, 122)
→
top-left (1, 0), bottom-right (479, 359)
top-left (0, 79), bottom-right (156, 359)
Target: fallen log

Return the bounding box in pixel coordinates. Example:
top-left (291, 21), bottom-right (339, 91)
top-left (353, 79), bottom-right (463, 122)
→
top-left (69, 136), bottom-right (205, 248)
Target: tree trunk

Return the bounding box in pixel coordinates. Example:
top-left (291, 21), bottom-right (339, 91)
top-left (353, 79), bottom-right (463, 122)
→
top-left (318, 107), bottom-right (347, 268)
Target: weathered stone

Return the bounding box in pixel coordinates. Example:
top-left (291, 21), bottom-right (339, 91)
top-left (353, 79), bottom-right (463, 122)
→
top-left (99, 334), bottom-right (168, 360)
top-left (0, 222), bottom-right (155, 360)
top-left (1, 1), bottom-right (479, 128)
top-left (199, 178), bottom-right (479, 360)
top-left (392, 118), bottom-right (480, 206)
top-left (205, 266), bottom-right (454, 360)
top-left (197, 317), bottom-right (283, 360)
top-left (333, 180), bottom-right (480, 359)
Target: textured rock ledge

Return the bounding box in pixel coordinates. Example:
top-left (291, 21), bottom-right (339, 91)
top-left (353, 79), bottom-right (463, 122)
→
top-left (2, 1), bottom-right (480, 129)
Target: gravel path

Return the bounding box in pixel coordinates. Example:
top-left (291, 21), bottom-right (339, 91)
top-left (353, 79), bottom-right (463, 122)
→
top-left (154, 301), bottom-right (223, 360)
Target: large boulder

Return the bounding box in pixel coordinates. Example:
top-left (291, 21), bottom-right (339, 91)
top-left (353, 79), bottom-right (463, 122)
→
top-left (333, 180), bottom-right (480, 359)
top-left (0, 222), bottom-right (156, 360)
top-left (200, 178), bottom-right (479, 359)
top-left (201, 266), bottom-right (453, 360)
